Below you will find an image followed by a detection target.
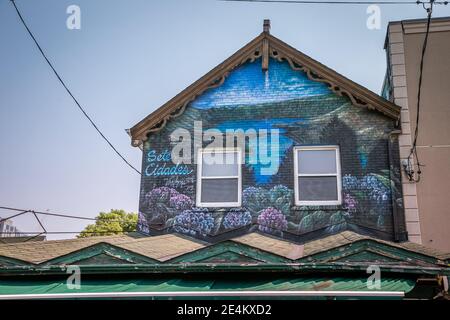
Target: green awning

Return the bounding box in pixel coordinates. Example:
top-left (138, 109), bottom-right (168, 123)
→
top-left (0, 276), bottom-right (416, 299)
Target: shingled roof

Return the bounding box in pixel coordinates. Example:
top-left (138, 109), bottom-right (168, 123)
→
top-left (0, 231), bottom-right (448, 275)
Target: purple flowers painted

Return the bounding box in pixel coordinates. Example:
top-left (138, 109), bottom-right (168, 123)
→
top-left (142, 187), bottom-right (194, 227)
top-left (223, 209), bottom-right (252, 230)
top-left (343, 193), bottom-right (357, 213)
top-left (145, 187), bottom-right (180, 206)
top-left (257, 207), bottom-right (288, 234)
top-left (169, 193), bottom-right (194, 211)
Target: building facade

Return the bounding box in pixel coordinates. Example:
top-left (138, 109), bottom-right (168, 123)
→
top-left (0, 219), bottom-right (21, 238)
top-left (0, 20), bottom-right (448, 300)
top-left (132, 22), bottom-right (407, 244)
top-left (383, 17), bottom-right (450, 252)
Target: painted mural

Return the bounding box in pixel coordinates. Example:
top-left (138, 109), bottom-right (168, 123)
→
top-left (138, 58), bottom-right (404, 242)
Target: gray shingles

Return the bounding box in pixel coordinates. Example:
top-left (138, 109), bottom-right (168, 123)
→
top-left (0, 231), bottom-right (448, 264)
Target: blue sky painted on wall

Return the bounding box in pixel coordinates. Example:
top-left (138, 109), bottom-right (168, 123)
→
top-left (190, 58), bottom-right (331, 109)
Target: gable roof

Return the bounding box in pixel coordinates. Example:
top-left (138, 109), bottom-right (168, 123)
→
top-left (129, 28), bottom-right (401, 147)
top-left (1, 231), bottom-right (448, 276)
top-left (0, 233), bottom-right (205, 265)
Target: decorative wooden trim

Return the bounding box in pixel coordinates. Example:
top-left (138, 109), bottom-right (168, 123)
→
top-left (262, 38), bottom-right (269, 71)
top-left (129, 32), bottom-right (401, 146)
top-left (146, 50), bottom-right (262, 137)
top-left (41, 242), bottom-right (159, 266)
top-left (267, 35), bottom-right (400, 120)
top-left (130, 35), bottom-right (264, 147)
top-left (271, 51), bottom-right (370, 110)
top-left (167, 241), bottom-right (289, 264)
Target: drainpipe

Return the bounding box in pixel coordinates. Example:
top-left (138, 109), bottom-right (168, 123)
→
top-left (388, 130), bottom-right (408, 242)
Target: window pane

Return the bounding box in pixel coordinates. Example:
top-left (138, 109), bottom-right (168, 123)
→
top-left (298, 149), bottom-right (337, 174)
top-left (202, 152), bottom-right (239, 177)
top-left (201, 178), bottom-right (239, 203)
top-left (298, 176), bottom-right (338, 201)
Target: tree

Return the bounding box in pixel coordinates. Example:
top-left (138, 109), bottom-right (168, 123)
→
top-left (78, 209), bottom-right (138, 238)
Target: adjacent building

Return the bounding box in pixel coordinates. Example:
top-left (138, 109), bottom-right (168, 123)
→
top-left (383, 17), bottom-right (450, 252)
top-left (0, 219), bottom-right (21, 238)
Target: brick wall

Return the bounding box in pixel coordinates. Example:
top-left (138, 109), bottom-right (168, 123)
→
top-left (137, 58), bottom-right (406, 243)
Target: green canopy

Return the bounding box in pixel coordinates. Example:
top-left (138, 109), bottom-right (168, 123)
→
top-left (0, 276), bottom-right (416, 300)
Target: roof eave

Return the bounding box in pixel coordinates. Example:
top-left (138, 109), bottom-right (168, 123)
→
top-left (129, 32), bottom-right (268, 146)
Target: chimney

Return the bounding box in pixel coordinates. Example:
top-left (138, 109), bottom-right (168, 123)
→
top-left (263, 19), bottom-right (271, 33)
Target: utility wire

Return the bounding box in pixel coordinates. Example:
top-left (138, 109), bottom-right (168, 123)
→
top-left (9, 0), bottom-right (141, 175)
top-left (0, 231), bottom-right (132, 235)
top-left (0, 206), bottom-right (135, 223)
top-left (0, 206), bottom-right (139, 238)
top-left (220, 0), bottom-right (448, 5)
top-left (406, 0), bottom-right (434, 182)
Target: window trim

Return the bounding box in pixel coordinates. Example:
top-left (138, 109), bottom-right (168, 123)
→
top-left (196, 148), bottom-right (242, 208)
top-left (293, 145), bottom-right (342, 206)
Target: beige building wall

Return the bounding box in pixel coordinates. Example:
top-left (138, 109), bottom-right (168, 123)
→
top-left (385, 17), bottom-right (450, 252)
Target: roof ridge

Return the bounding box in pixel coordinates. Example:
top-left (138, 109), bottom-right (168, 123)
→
top-left (0, 233), bottom-right (137, 249)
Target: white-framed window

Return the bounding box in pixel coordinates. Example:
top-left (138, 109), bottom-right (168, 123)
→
top-left (196, 148), bottom-right (242, 207)
top-left (293, 146), bottom-right (342, 206)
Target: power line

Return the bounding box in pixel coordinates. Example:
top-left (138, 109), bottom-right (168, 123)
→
top-left (0, 206), bottom-right (95, 222)
top-left (220, 0), bottom-right (448, 5)
top-left (406, 0), bottom-right (434, 182)
top-left (0, 231), bottom-right (132, 235)
top-left (0, 206), bottom-right (139, 239)
top-left (0, 206), bottom-right (135, 223)
top-left (9, 0), bottom-right (141, 175)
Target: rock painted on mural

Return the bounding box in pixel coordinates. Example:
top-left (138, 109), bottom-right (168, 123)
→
top-left (137, 57), bottom-right (402, 241)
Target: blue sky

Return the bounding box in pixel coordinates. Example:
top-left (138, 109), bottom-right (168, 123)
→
top-left (1, 0), bottom-right (449, 239)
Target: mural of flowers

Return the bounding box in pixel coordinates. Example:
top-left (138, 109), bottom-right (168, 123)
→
top-left (257, 207), bottom-right (288, 235)
top-left (342, 174), bottom-right (391, 204)
top-left (268, 185), bottom-right (293, 215)
top-left (144, 186), bottom-right (175, 204)
top-left (342, 173), bottom-right (393, 228)
top-left (137, 59), bottom-right (403, 241)
top-left (343, 193), bottom-right (358, 213)
top-left (169, 193), bottom-right (194, 211)
top-left (173, 208), bottom-right (215, 237)
top-left (143, 187), bottom-right (194, 227)
top-left (362, 175), bottom-right (390, 203)
top-left (242, 186), bottom-right (270, 216)
top-left (137, 213), bottom-right (149, 234)
top-left (243, 185), bottom-right (292, 216)
top-left (223, 208), bottom-right (252, 230)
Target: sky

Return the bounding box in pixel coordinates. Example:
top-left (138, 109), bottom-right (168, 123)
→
top-left (1, 0), bottom-right (449, 239)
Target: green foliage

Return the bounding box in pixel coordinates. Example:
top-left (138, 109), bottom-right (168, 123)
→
top-left (243, 185), bottom-right (293, 218)
top-left (269, 185), bottom-right (293, 215)
top-left (78, 209), bottom-right (138, 238)
top-left (297, 214), bottom-right (314, 233)
top-left (329, 211), bottom-right (346, 225)
top-left (295, 211), bottom-right (332, 233)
